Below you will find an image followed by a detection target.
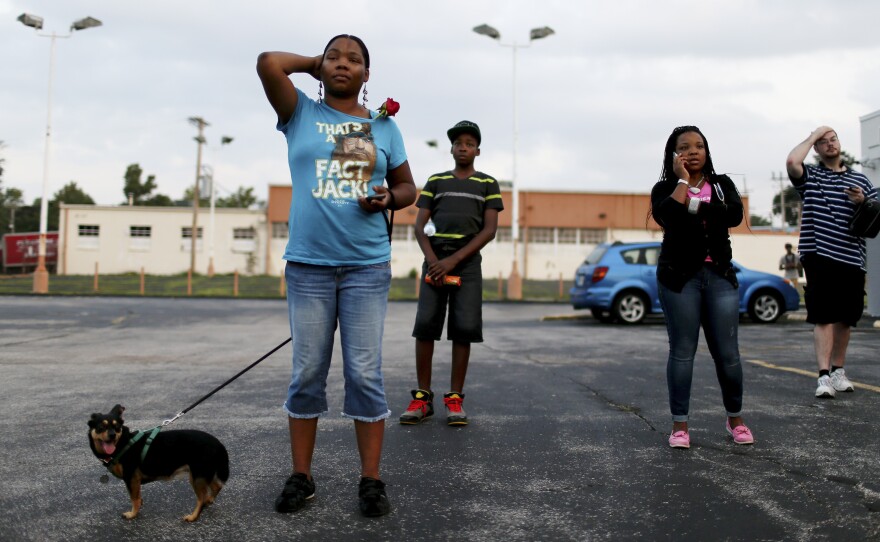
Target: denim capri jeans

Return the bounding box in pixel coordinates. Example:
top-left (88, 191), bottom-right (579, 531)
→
top-left (283, 261), bottom-right (392, 422)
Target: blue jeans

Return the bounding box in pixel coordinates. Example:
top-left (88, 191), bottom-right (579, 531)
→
top-left (283, 261), bottom-right (391, 422)
top-left (658, 266), bottom-right (743, 422)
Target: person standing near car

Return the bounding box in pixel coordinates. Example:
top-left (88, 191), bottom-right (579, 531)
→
top-left (785, 126), bottom-right (875, 398)
top-left (650, 125), bottom-right (754, 449)
top-left (779, 243), bottom-right (803, 289)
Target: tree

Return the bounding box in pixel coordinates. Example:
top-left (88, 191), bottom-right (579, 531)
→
top-left (24, 181), bottom-right (96, 232)
top-left (0, 142), bottom-right (29, 234)
top-left (54, 181), bottom-right (95, 206)
top-left (772, 186), bottom-right (801, 227)
top-left (122, 163), bottom-right (173, 206)
top-left (1, 186), bottom-right (24, 234)
top-left (749, 214), bottom-right (771, 227)
top-left (181, 186), bottom-right (210, 208)
top-left (217, 186), bottom-right (262, 209)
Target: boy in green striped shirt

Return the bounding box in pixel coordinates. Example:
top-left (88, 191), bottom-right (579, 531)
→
top-left (400, 121), bottom-right (504, 426)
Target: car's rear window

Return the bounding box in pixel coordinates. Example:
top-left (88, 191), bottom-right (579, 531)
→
top-left (584, 245), bottom-right (608, 265)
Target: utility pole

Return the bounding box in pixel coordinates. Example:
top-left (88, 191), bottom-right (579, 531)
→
top-left (771, 171), bottom-right (786, 230)
top-left (189, 116), bottom-right (209, 276)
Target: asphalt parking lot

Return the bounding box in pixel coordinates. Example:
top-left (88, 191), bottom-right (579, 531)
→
top-left (0, 296), bottom-right (878, 541)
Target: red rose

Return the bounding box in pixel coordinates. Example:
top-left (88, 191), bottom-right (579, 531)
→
top-left (377, 98), bottom-right (400, 118)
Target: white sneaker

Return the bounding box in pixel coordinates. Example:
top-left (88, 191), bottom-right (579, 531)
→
top-left (815, 375), bottom-right (836, 398)
top-left (830, 369), bottom-right (855, 392)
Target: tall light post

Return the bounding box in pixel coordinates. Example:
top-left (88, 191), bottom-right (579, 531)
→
top-left (17, 13), bottom-right (102, 293)
top-left (207, 135), bottom-right (234, 277)
top-left (473, 23), bottom-right (555, 300)
top-left (188, 116), bottom-right (209, 276)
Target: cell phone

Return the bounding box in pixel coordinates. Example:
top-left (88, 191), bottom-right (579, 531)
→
top-left (365, 194), bottom-right (386, 202)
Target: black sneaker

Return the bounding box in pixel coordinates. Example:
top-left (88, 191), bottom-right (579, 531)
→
top-left (274, 472), bottom-right (315, 513)
top-left (358, 477), bottom-right (391, 517)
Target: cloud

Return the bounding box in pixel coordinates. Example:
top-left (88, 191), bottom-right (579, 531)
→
top-left (1, 0), bottom-right (879, 226)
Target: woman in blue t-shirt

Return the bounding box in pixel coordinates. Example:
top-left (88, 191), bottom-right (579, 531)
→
top-left (257, 34), bottom-right (416, 518)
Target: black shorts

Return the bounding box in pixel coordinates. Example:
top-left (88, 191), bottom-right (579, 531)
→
top-left (801, 254), bottom-right (865, 326)
top-left (412, 251), bottom-right (483, 343)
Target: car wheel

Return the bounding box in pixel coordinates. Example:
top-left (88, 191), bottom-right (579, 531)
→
top-left (590, 308), bottom-right (614, 323)
top-left (748, 290), bottom-right (783, 323)
top-left (611, 291), bottom-right (648, 324)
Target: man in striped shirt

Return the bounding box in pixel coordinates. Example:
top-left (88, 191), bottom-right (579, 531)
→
top-left (786, 126), bottom-right (876, 398)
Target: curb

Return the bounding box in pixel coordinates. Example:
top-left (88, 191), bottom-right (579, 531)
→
top-left (543, 310), bottom-right (880, 328)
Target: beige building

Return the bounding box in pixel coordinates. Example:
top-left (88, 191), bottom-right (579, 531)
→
top-left (58, 204), bottom-right (267, 275)
top-left (55, 187), bottom-right (803, 279)
top-left (265, 185), bottom-right (799, 280)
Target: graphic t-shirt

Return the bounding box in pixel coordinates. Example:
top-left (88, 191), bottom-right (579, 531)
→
top-left (277, 88), bottom-right (407, 265)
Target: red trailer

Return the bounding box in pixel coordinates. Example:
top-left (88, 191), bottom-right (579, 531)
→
top-left (1, 232), bottom-right (58, 272)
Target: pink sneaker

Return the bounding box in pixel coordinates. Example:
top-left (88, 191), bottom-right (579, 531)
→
top-left (668, 430), bottom-right (690, 449)
top-left (726, 420), bottom-right (754, 445)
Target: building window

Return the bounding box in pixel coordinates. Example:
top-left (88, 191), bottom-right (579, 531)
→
top-left (233, 227), bottom-right (256, 240)
top-left (580, 228), bottom-right (607, 244)
top-left (391, 224), bottom-right (410, 242)
top-left (528, 227), bottom-right (554, 244)
top-left (495, 227), bottom-right (512, 243)
top-left (129, 225), bottom-right (152, 251)
top-left (181, 227), bottom-right (203, 239)
top-left (130, 226), bottom-right (152, 238)
top-left (233, 227), bottom-right (257, 253)
top-left (181, 227), bottom-right (203, 252)
top-left (272, 221), bottom-right (288, 239)
top-left (77, 224), bottom-right (99, 249)
top-left (557, 228), bottom-right (578, 244)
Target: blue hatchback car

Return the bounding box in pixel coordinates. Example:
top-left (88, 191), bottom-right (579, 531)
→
top-left (569, 241), bottom-right (800, 324)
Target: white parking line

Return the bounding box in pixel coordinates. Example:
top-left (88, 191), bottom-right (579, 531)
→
top-left (746, 359), bottom-right (880, 393)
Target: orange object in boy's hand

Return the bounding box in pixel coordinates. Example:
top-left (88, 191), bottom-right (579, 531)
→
top-left (425, 275), bottom-right (461, 287)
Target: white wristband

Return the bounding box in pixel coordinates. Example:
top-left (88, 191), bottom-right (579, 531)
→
top-left (677, 179), bottom-right (689, 186)
top-left (687, 197), bottom-right (700, 214)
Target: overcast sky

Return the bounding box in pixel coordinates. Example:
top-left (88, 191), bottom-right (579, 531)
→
top-left (3, 0), bottom-right (880, 223)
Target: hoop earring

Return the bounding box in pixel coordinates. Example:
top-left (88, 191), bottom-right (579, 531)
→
top-left (362, 85), bottom-right (368, 107)
top-left (318, 81), bottom-right (323, 103)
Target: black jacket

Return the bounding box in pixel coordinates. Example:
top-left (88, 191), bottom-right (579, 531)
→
top-left (650, 174), bottom-right (744, 292)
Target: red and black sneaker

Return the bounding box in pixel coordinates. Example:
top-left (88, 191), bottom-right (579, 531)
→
top-left (443, 392), bottom-right (467, 426)
top-left (399, 389), bottom-right (434, 425)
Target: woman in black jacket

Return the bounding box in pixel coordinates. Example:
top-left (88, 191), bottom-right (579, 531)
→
top-left (650, 125), bottom-right (754, 449)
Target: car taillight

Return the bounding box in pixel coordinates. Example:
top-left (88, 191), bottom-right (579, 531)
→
top-left (591, 266), bottom-right (608, 283)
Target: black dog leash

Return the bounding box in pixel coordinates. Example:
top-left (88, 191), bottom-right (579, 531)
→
top-left (161, 337), bottom-right (292, 427)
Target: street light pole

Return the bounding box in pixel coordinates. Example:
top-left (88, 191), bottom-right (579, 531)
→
top-left (189, 117), bottom-right (209, 277)
top-left (17, 13), bottom-right (102, 293)
top-left (473, 24), bottom-right (555, 300)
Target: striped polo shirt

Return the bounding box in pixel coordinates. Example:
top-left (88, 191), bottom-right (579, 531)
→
top-left (417, 171), bottom-right (504, 246)
top-left (792, 163), bottom-right (876, 269)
